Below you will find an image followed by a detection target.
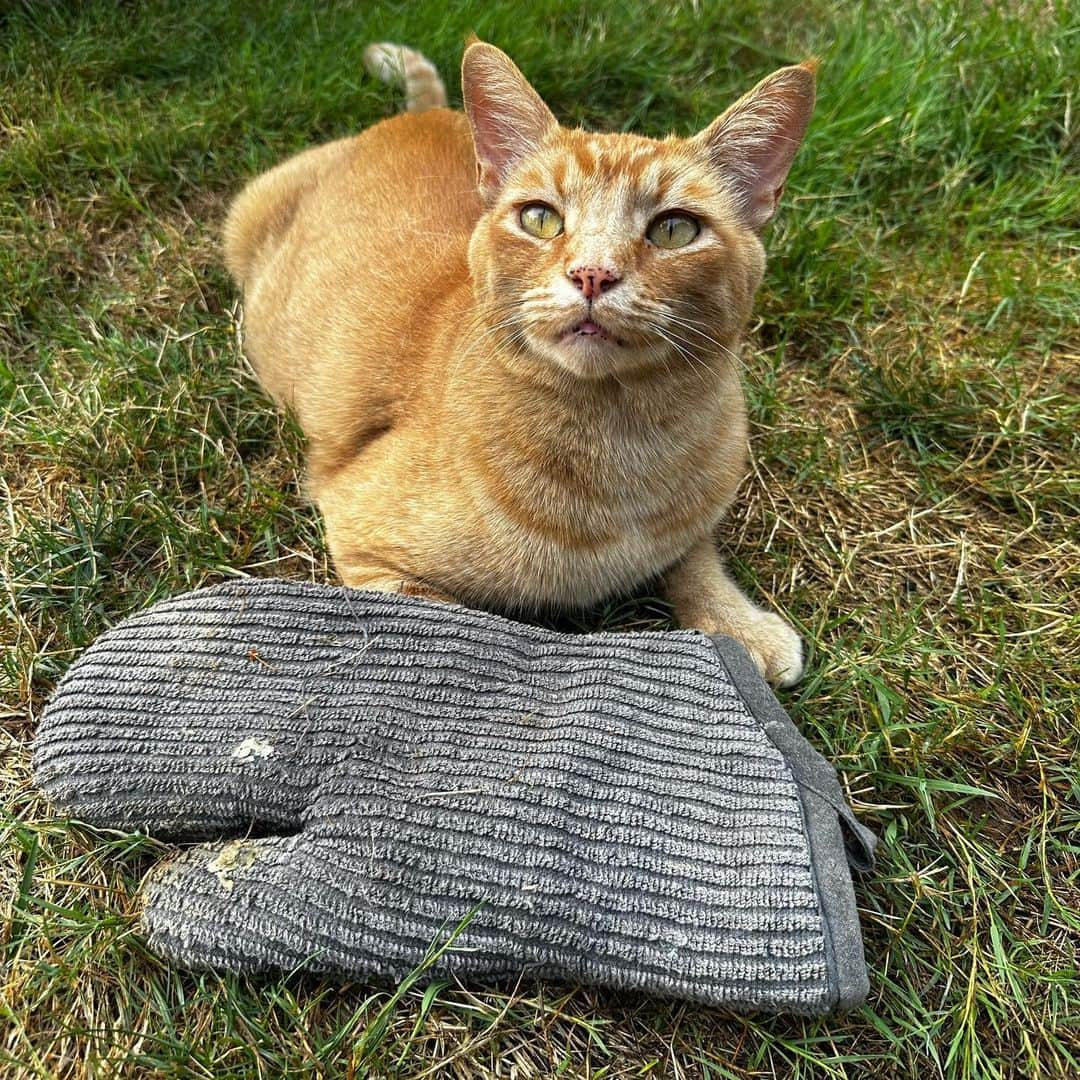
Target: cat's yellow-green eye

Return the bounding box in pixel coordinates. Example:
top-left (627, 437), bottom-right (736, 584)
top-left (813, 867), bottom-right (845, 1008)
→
top-left (520, 203), bottom-right (563, 239)
top-left (647, 213), bottom-right (700, 249)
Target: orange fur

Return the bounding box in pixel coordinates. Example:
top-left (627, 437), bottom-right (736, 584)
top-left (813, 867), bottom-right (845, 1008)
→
top-left (223, 42), bottom-right (816, 684)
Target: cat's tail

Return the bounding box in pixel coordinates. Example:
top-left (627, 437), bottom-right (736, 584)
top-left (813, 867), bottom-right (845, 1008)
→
top-left (363, 43), bottom-right (448, 112)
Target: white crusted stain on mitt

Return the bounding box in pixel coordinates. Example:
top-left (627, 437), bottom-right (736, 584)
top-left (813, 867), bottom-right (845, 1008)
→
top-left (230, 737), bottom-right (274, 762)
top-left (207, 840), bottom-right (260, 894)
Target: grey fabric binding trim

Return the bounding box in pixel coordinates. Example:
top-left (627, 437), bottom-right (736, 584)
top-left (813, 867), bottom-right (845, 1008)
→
top-left (33, 578), bottom-right (874, 1014)
top-left (709, 637), bottom-right (873, 1011)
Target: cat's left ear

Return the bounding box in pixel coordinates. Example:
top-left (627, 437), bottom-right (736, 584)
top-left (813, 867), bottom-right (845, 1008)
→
top-left (694, 61), bottom-right (817, 229)
top-left (462, 41), bottom-right (557, 199)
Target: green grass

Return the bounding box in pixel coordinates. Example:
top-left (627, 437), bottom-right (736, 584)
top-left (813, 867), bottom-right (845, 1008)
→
top-left (2, 0), bottom-right (1077, 1075)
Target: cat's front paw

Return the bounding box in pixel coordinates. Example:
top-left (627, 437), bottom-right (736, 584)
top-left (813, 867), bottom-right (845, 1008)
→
top-left (729, 611), bottom-right (804, 688)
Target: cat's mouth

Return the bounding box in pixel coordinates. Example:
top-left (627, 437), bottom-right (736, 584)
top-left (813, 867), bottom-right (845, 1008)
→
top-left (560, 319), bottom-right (622, 346)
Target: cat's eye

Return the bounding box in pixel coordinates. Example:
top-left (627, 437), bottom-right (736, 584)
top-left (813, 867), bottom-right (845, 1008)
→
top-left (647, 213), bottom-right (700, 249)
top-left (520, 203), bottom-right (563, 239)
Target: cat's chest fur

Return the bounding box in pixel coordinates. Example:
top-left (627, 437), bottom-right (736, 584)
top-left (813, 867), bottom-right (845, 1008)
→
top-left (436, 382), bottom-right (745, 609)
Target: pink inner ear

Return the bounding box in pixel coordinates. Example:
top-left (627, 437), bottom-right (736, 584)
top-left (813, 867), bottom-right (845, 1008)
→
top-left (468, 83), bottom-right (530, 185)
top-left (738, 134), bottom-right (799, 224)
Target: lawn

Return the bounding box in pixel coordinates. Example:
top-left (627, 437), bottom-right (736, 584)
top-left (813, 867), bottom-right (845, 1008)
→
top-left (2, 0), bottom-right (1077, 1076)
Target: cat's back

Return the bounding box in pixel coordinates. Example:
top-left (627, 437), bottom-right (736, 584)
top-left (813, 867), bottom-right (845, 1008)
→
top-left (225, 107), bottom-right (478, 287)
top-left (224, 109), bottom-right (480, 433)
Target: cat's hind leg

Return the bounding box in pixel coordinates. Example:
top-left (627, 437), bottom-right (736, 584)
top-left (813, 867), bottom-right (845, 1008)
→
top-left (335, 562), bottom-right (458, 605)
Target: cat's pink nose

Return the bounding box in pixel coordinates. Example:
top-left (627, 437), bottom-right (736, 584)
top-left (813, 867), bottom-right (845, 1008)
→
top-left (568, 265), bottom-right (620, 300)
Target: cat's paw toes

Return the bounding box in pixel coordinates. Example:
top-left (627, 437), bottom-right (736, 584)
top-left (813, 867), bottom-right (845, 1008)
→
top-left (738, 612), bottom-right (804, 687)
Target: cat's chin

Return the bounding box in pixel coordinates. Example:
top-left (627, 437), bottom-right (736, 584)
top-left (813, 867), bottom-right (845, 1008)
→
top-left (516, 328), bottom-right (652, 381)
top-left (548, 338), bottom-right (643, 380)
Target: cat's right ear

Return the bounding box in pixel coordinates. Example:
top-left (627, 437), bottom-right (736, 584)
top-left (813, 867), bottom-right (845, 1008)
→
top-left (462, 41), bottom-right (557, 199)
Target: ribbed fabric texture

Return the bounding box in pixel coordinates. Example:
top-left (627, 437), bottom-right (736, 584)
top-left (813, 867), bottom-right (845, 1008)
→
top-left (34, 578), bottom-right (866, 1013)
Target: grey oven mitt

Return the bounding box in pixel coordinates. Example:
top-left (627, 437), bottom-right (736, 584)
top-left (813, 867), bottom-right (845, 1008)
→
top-left (33, 578), bottom-right (875, 1014)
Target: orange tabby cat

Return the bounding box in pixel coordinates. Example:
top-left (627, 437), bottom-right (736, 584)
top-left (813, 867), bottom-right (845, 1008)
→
top-left (224, 41), bottom-right (815, 685)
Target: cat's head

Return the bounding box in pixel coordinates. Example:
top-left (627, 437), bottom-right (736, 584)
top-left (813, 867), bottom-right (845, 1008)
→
top-left (463, 42), bottom-right (815, 381)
